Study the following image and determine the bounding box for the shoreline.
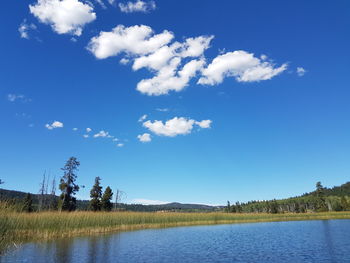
[1,211,350,245]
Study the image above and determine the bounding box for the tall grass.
[1,200,350,253]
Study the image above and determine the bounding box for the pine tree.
[23,193,33,213]
[226,201,231,212]
[90,177,102,211]
[315,181,327,212]
[341,196,349,211]
[101,186,113,211]
[59,157,80,211]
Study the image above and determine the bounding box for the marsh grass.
[1,208,350,243]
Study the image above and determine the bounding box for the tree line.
[225,182,350,214]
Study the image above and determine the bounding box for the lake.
[2,219,350,263]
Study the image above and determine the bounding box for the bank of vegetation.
[1,205,350,252]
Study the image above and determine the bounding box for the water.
[2,220,350,263]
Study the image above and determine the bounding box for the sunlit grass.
[1,207,350,247]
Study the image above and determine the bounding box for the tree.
[59,157,80,211]
[38,171,46,211]
[49,176,58,210]
[90,177,102,211]
[101,186,113,211]
[341,196,349,211]
[235,201,242,213]
[114,189,125,211]
[270,200,279,214]
[23,193,33,213]
[315,181,327,212]
[226,201,231,213]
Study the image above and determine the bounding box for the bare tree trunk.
[114,189,126,211]
[38,171,46,212]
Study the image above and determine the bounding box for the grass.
[1,209,350,247]
[1,199,350,254]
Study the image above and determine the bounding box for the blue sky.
[1,0,350,205]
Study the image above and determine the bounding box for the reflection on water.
[322,220,337,263]
[1,220,350,263]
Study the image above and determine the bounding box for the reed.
[1,208,350,246]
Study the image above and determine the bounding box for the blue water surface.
[2,219,350,263]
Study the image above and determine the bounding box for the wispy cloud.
[7,94,31,103]
[93,130,112,138]
[296,67,306,76]
[131,198,169,205]
[18,19,37,39]
[156,108,169,112]
[138,114,148,122]
[119,0,156,13]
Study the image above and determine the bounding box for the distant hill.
[0,188,220,212]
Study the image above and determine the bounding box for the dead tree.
[114,189,126,211]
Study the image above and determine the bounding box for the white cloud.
[88,25,174,59]
[136,58,205,96]
[29,0,96,36]
[137,133,151,142]
[94,0,106,9]
[73,127,78,131]
[93,130,110,138]
[143,117,211,137]
[196,120,212,129]
[120,58,130,65]
[83,134,89,138]
[88,24,287,95]
[86,127,92,132]
[88,25,214,95]
[296,67,306,76]
[117,143,124,147]
[18,20,37,39]
[198,51,287,85]
[7,94,29,102]
[45,121,64,130]
[119,0,156,13]
[133,36,213,95]
[138,114,148,122]
[131,198,169,205]
[156,108,169,112]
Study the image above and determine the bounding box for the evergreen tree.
[23,193,33,213]
[235,201,242,213]
[226,201,231,213]
[341,196,349,211]
[59,157,80,211]
[101,186,113,211]
[315,181,327,212]
[270,199,279,214]
[90,177,102,211]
